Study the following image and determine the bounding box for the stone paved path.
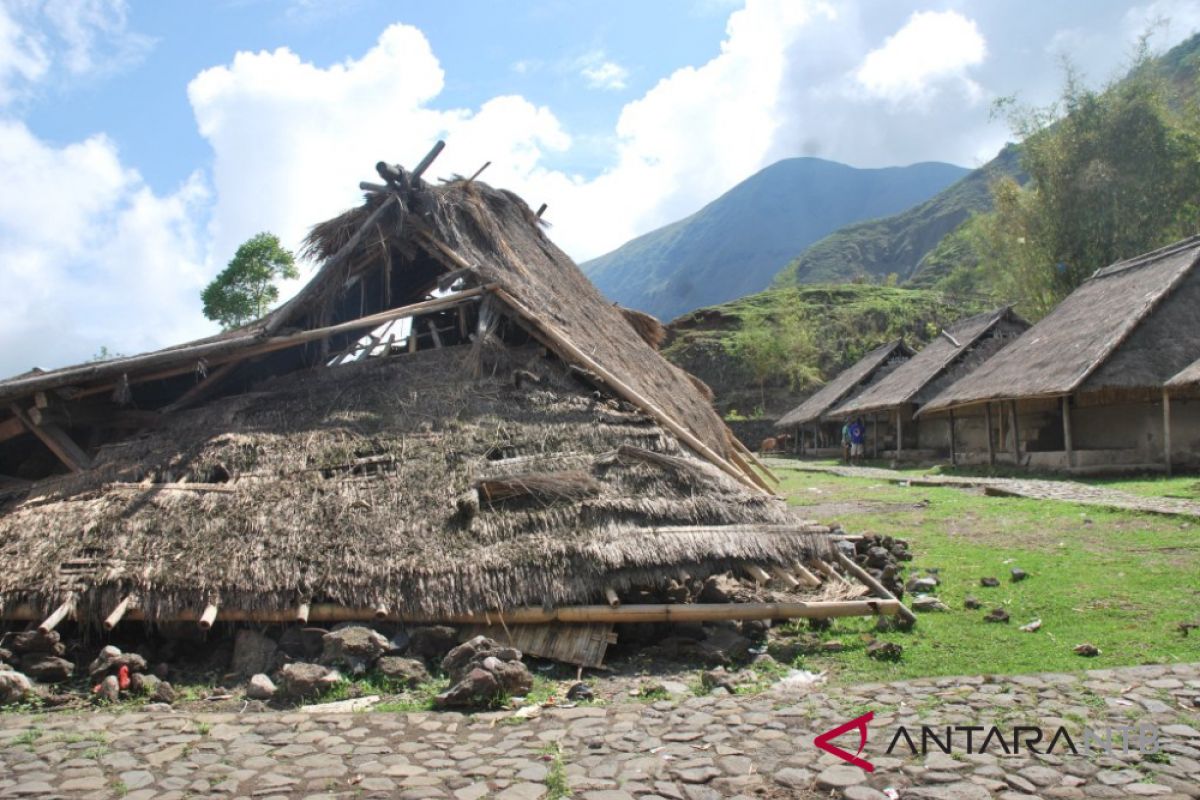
[772,460,1200,519]
[1,663,1197,799]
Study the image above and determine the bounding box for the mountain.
[579,158,968,322]
[772,145,1023,288]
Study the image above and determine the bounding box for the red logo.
[814,711,874,772]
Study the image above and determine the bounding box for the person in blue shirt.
[840,418,851,463]
[849,417,866,463]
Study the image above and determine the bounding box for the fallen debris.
[1019,619,1042,633]
[963,596,982,609]
[1074,643,1101,657]
[866,640,903,661]
[980,577,1000,587]
[984,608,1010,623]
[1011,568,1029,582]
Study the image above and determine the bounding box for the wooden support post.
[1163,388,1172,477]
[1010,400,1021,465]
[457,305,468,338]
[296,603,311,625]
[809,557,850,586]
[873,413,879,458]
[948,409,957,465]
[604,587,620,608]
[896,410,904,456]
[10,404,90,472]
[38,599,73,633]
[792,563,822,588]
[985,403,995,466]
[427,319,443,348]
[103,596,132,631]
[834,551,917,626]
[408,328,418,353]
[1063,395,1074,470]
[198,603,219,630]
[373,605,388,620]
[771,567,801,590]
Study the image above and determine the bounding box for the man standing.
[841,418,852,463]
[849,417,866,464]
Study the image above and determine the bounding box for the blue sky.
[2,0,1199,377]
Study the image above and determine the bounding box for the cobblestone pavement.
[1,663,1197,799]
[772,460,1200,519]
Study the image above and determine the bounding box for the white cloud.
[855,10,987,105]
[1123,0,1200,47]
[0,121,210,376]
[0,3,49,106]
[579,55,630,90]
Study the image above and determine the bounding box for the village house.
[918,235,1200,473]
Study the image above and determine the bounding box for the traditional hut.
[829,308,1028,462]
[0,144,902,659]
[920,235,1200,473]
[775,340,914,455]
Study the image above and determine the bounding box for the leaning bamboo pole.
[834,550,917,626]
[0,599,899,627]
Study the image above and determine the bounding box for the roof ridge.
[1088,234,1200,281]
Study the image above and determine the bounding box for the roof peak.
[1088,234,1200,281]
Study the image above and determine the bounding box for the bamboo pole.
[730,436,780,484]
[727,447,776,494]
[295,603,311,625]
[809,558,850,586]
[38,599,73,633]
[489,287,767,495]
[793,562,822,588]
[771,567,801,590]
[0,600,899,626]
[198,603,219,630]
[374,605,389,620]
[604,587,620,608]
[103,596,132,631]
[834,550,917,626]
[744,564,772,584]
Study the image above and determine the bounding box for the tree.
[202,233,298,329]
[977,42,1200,317]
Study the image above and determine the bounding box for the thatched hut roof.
[922,235,1200,413]
[1167,356,1200,389]
[830,308,1027,417]
[776,340,913,429]
[0,151,829,625]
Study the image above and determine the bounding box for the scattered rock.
[1074,643,1101,657]
[246,674,277,700]
[376,656,430,688]
[912,595,950,612]
[696,627,752,665]
[1011,568,1029,582]
[129,673,160,696]
[700,669,744,694]
[9,630,63,655]
[566,682,594,702]
[0,647,12,665]
[1019,618,1042,633]
[822,640,845,653]
[277,627,326,660]
[984,608,1010,623]
[231,629,277,677]
[150,681,177,704]
[87,646,148,682]
[963,596,982,609]
[866,640,902,661]
[0,669,33,704]
[321,626,390,672]
[406,626,460,661]
[436,636,532,708]
[19,655,73,683]
[96,675,120,704]
[278,662,343,698]
[906,576,939,593]
[980,577,1000,587]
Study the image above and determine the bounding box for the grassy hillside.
[580,158,968,322]
[773,145,1022,288]
[663,285,987,418]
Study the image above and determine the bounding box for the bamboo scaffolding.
[0,600,900,626]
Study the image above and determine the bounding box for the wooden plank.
[9,405,90,473]
[0,414,27,443]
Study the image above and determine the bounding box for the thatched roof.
[830,308,1026,417]
[0,152,828,624]
[776,340,913,428]
[923,235,1200,412]
[1167,356,1200,389]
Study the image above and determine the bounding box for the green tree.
[202,233,298,329]
[979,43,1200,317]
[726,311,821,409]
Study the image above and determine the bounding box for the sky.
[2,0,1199,377]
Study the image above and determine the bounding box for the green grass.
[540,742,571,799]
[372,677,450,713]
[777,467,1200,683]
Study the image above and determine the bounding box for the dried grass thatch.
[776,340,914,428]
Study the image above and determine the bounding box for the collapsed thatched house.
[920,235,1200,473]
[775,340,914,454]
[829,308,1028,462]
[0,145,901,660]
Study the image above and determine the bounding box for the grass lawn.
[774,466,1200,684]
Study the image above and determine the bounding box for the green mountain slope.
[580,158,968,322]
[662,285,986,418]
[773,146,1023,288]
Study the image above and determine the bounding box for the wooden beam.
[103,596,132,631]
[160,361,241,415]
[834,550,917,626]
[412,139,446,180]
[0,599,900,626]
[985,402,995,466]
[744,564,772,584]
[1063,395,1074,469]
[1010,400,1021,465]
[948,409,957,466]
[873,413,879,458]
[38,599,73,633]
[535,203,548,219]
[9,404,90,473]
[730,435,780,484]
[0,414,27,443]
[604,587,620,608]
[1163,388,1172,477]
[896,409,904,455]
